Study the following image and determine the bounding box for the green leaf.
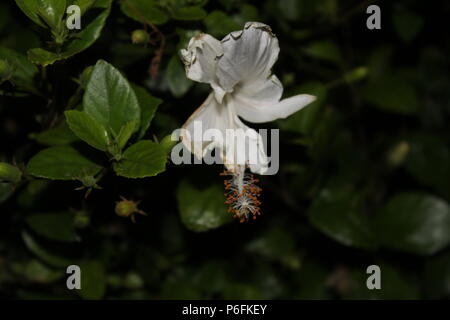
[60,2,111,56]
[405,133,450,198]
[27,48,60,67]
[276,0,300,21]
[362,73,419,115]
[39,0,67,29]
[343,263,419,300]
[343,66,369,84]
[167,55,192,98]
[159,135,177,155]
[171,6,207,21]
[71,0,96,16]
[245,228,300,269]
[308,187,377,249]
[234,4,258,24]
[115,120,139,150]
[278,82,327,135]
[21,231,73,267]
[303,39,342,63]
[83,60,140,136]
[113,140,166,178]
[424,252,450,299]
[14,260,64,284]
[65,110,110,151]
[15,0,65,29]
[0,182,15,204]
[27,146,103,180]
[0,162,22,183]
[26,2,112,66]
[204,11,240,38]
[393,9,424,44]
[176,180,233,232]
[79,260,106,300]
[0,47,38,94]
[29,121,79,146]
[26,212,78,242]
[120,0,168,25]
[131,84,162,140]
[374,192,450,255]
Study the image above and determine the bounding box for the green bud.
[115,199,138,217]
[0,162,22,183]
[131,29,150,44]
[115,197,146,222]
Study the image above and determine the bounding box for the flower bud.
[115,197,146,222]
[131,29,150,44]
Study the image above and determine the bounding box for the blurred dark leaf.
[26,212,78,242]
[0,182,15,204]
[223,283,264,299]
[362,73,419,115]
[166,55,193,98]
[21,231,73,267]
[79,260,106,300]
[29,121,79,146]
[177,180,232,232]
[393,8,424,44]
[171,6,207,21]
[303,39,342,64]
[0,162,22,183]
[375,193,450,255]
[11,259,64,284]
[405,133,450,199]
[294,260,330,299]
[246,227,300,269]
[204,10,240,38]
[308,187,377,249]
[343,263,419,300]
[0,47,38,94]
[120,0,168,25]
[424,252,450,299]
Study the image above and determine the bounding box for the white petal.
[217,22,279,93]
[180,93,228,160]
[232,90,317,123]
[223,110,270,174]
[237,74,283,104]
[180,33,226,102]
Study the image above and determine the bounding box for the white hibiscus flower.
[179,22,316,222]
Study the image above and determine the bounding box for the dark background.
[0,0,449,299]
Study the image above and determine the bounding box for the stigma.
[220,166,262,222]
